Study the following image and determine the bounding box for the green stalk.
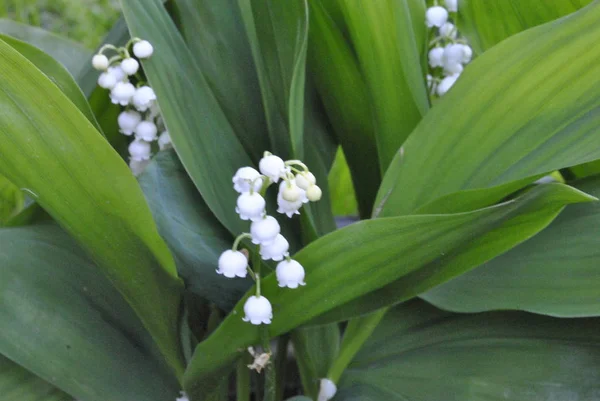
[275,335,290,401]
[262,327,276,401]
[236,354,251,401]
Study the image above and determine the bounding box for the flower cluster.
[92,39,172,175]
[217,152,323,325]
[426,0,472,97]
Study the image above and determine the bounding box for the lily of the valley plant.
[1,0,600,401]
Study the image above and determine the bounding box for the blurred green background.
[0,0,119,48]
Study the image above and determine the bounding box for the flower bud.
[317,379,337,401]
[439,22,456,39]
[216,250,248,278]
[295,171,316,190]
[437,73,460,96]
[118,110,142,136]
[158,131,172,150]
[306,185,322,202]
[426,6,448,28]
[92,54,109,70]
[129,159,150,176]
[281,181,302,202]
[108,65,126,82]
[97,72,117,89]
[259,153,286,182]
[128,139,151,161]
[428,47,444,68]
[121,57,140,76]
[461,44,473,64]
[133,40,154,59]
[276,259,306,289]
[445,0,458,12]
[134,121,158,141]
[236,192,266,221]
[243,296,273,325]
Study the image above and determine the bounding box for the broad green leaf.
[376,1,600,217]
[139,150,252,311]
[0,19,90,78]
[337,0,426,171]
[309,183,596,326]
[307,1,380,218]
[423,176,600,317]
[173,0,269,160]
[0,34,101,132]
[569,159,600,179]
[120,0,253,236]
[0,225,179,401]
[0,38,184,376]
[291,324,340,399]
[0,174,23,225]
[182,183,589,398]
[458,0,592,54]
[336,300,600,401]
[0,355,71,401]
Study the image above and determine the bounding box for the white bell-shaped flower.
[443,43,465,67]
[439,22,456,39]
[251,215,280,246]
[426,6,448,28]
[158,131,172,150]
[133,40,154,59]
[317,379,337,401]
[243,295,273,325]
[216,250,248,278]
[128,139,152,161]
[444,61,463,75]
[135,121,158,141]
[461,44,473,64]
[97,72,117,89]
[276,259,306,289]
[260,234,289,261]
[121,58,140,76]
[295,171,316,190]
[428,47,444,68]
[445,0,458,12]
[132,86,157,112]
[306,185,322,202]
[232,167,263,193]
[259,154,286,182]
[277,180,307,217]
[236,192,266,221]
[437,73,460,96]
[176,391,189,401]
[129,159,150,176]
[118,110,142,136]
[110,81,136,106]
[92,54,109,71]
[108,65,126,82]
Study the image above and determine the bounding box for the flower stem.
[232,233,253,251]
[262,326,275,401]
[236,353,251,401]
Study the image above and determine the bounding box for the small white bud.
[121,57,140,76]
[439,22,456,39]
[108,65,126,82]
[236,192,266,221]
[128,139,152,161]
[251,215,281,246]
[216,250,248,278]
[317,379,337,401]
[276,259,306,289]
[444,62,463,75]
[117,110,142,136]
[461,44,473,64]
[437,73,460,96]
[158,131,172,150]
[259,154,286,182]
[134,121,158,141]
[445,0,458,12]
[110,81,136,106]
[295,171,316,190]
[428,47,444,68]
[260,234,289,261]
[426,6,448,28]
[92,54,109,71]
[232,167,263,193]
[281,181,302,202]
[132,86,157,112]
[306,185,322,202]
[129,159,150,176]
[443,43,465,67]
[133,40,154,59]
[97,72,117,89]
[243,295,273,325]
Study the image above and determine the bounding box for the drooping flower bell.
[110,82,136,106]
[97,72,117,89]
[445,0,458,12]
[259,153,286,182]
[158,131,172,150]
[121,57,140,76]
[128,139,152,161]
[439,22,457,39]
[259,234,289,261]
[133,40,154,59]
[243,295,273,325]
[236,192,266,221]
[276,259,306,289]
[250,215,280,246]
[92,54,109,71]
[118,110,142,136]
[426,6,448,28]
[428,47,444,68]
[216,250,248,278]
[132,86,157,112]
[232,167,263,194]
[437,73,460,96]
[134,121,158,141]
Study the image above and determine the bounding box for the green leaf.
[0,38,184,376]
[328,147,358,216]
[335,300,600,401]
[0,355,71,401]
[182,183,589,397]
[458,0,592,54]
[0,34,101,132]
[0,225,179,401]
[337,0,426,171]
[120,0,253,236]
[376,1,600,217]
[568,159,600,179]
[307,0,380,218]
[0,174,23,225]
[172,0,269,160]
[291,324,340,399]
[139,150,252,311]
[0,19,90,78]
[423,175,600,317]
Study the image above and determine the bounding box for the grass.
[0,0,120,48]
